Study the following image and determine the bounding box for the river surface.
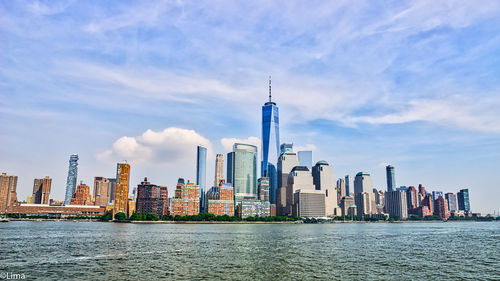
[0,221,499,280]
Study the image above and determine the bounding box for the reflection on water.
[1,222,499,280]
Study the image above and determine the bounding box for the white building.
[285,166,315,216]
[312,161,338,216]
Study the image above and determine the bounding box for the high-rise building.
[432,191,444,201]
[385,190,408,219]
[336,178,346,203]
[354,172,373,194]
[311,161,337,216]
[345,175,354,196]
[285,166,315,216]
[257,177,270,202]
[280,143,293,154]
[114,162,130,216]
[434,195,450,219]
[32,176,52,204]
[293,189,326,218]
[457,189,470,212]
[374,189,385,205]
[135,177,169,217]
[108,178,116,204]
[0,173,18,214]
[386,165,396,192]
[64,154,79,205]
[418,184,426,197]
[70,183,92,205]
[214,154,224,186]
[276,151,300,216]
[171,178,200,216]
[406,186,419,210]
[340,196,356,217]
[227,143,258,204]
[445,193,458,212]
[420,195,434,216]
[356,192,377,217]
[261,77,280,178]
[297,151,313,170]
[207,183,234,216]
[93,177,110,207]
[196,145,207,212]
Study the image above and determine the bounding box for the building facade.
[297,151,313,170]
[385,190,408,219]
[293,189,325,218]
[114,162,130,215]
[227,143,258,204]
[0,173,18,214]
[276,151,300,216]
[285,166,315,216]
[239,200,271,218]
[196,145,207,212]
[457,189,470,212]
[70,183,92,205]
[214,153,224,186]
[64,154,79,205]
[386,165,396,192]
[445,193,458,212]
[257,177,270,202]
[434,195,450,219]
[32,176,52,205]
[345,175,354,196]
[170,178,200,216]
[207,183,234,216]
[93,177,110,207]
[311,161,337,216]
[135,178,169,217]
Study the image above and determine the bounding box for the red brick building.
[135,178,169,217]
[434,195,450,219]
[70,183,93,205]
[171,178,199,216]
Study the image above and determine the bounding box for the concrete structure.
[214,153,224,186]
[434,195,450,219]
[114,162,131,216]
[285,166,315,216]
[64,154,79,205]
[257,177,270,202]
[32,176,51,205]
[135,178,169,217]
[297,151,313,169]
[227,143,258,204]
[6,204,105,218]
[293,189,325,218]
[0,173,18,214]
[207,183,234,216]
[276,150,300,216]
[311,161,337,216]
[239,200,271,218]
[385,190,408,219]
[445,193,458,212]
[457,189,470,212]
[340,196,355,216]
[196,145,207,212]
[70,183,92,205]
[354,172,372,194]
[170,178,200,216]
[93,177,110,207]
[386,165,396,192]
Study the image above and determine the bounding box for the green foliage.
[100,212,113,221]
[146,212,159,221]
[129,212,143,221]
[424,215,442,220]
[114,212,127,221]
[409,214,423,221]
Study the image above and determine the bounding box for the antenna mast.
[269,76,272,102]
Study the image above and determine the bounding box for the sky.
[1,0,499,214]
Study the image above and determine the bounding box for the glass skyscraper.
[196,145,207,212]
[261,77,279,204]
[386,165,396,192]
[64,154,79,205]
[457,188,470,212]
[227,143,257,204]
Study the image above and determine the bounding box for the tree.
[114,212,127,221]
[146,212,159,221]
[100,212,112,221]
[130,212,143,221]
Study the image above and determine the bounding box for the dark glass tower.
[64,154,79,205]
[261,77,280,204]
[196,146,207,212]
[386,165,396,192]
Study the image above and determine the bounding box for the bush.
[114,212,127,221]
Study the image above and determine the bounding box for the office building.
[258,177,270,202]
[277,150,300,215]
[135,177,169,217]
[345,175,354,196]
[280,143,293,154]
[64,154,79,205]
[32,176,52,204]
[385,190,408,219]
[386,165,396,192]
[311,161,337,216]
[420,195,434,216]
[432,191,444,201]
[356,192,377,217]
[285,166,315,216]
[0,173,18,214]
[261,77,280,206]
[406,186,419,210]
[70,183,92,205]
[93,177,110,207]
[457,189,470,212]
[293,189,326,218]
[239,200,271,218]
[196,145,207,212]
[337,178,346,204]
[207,183,234,216]
[214,153,224,186]
[434,195,450,219]
[340,196,355,216]
[170,178,200,216]
[114,162,131,216]
[354,172,372,194]
[445,193,458,212]
[298,151,313,169]
[108,178,116,204]
[227,143,258,204]
[374,189,385,205]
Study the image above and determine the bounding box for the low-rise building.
[7,204,105,218]
[293,189,325,218]
[239,200,270,218]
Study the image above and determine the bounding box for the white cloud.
[220,136,261,152]
[294,144,317,152]
[97,127,212,164]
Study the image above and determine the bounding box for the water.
[1,221,499,280]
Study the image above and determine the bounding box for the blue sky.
[1,0,499,214]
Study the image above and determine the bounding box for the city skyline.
[1,1,500,214]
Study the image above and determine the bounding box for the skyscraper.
[385,190,408,219]
[434,195,450,219]
[257,177,270,202]
[32,176,52,204]
[354,172,373,194]
[93,177,110,207]
[345,175,354,196]
[64,154,79,205]
[298,151,313,169]
[311,161,337,216]
[114,162,130,216]
[277,150,300,215]
[196,145,207,212]
[386,165,396,192]
[70,183,92,205]
[457,189,470,212]
[0,173,18,214]
[432,191,444,201]
[227,143,258,204]
[214,153,224,186]
[280,143,293,154]
[445,193,458,212]
[262,77,280,205]
[285,166,315,216]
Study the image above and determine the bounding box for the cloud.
[220,136,261,152]
[97,127,212,164]
[294,144,317,152]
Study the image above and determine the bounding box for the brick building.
[207,183,234,216]
[70,183,93,205]
[170,178,199,216]
[135,177,169,217]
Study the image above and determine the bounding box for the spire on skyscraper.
[269,75,272,102]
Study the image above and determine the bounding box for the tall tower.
[64,154,79,205]
[228,143,258,205]
[114,162,130,215]
[386,165,396,192]
[0,173,18,214]
[214,153,224,186]
[196,145,207,212]
[32,176,52,204]
[261,76,280,204]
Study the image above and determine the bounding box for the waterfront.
[1,222,498,280]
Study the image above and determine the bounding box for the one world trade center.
[261,77,279,204]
